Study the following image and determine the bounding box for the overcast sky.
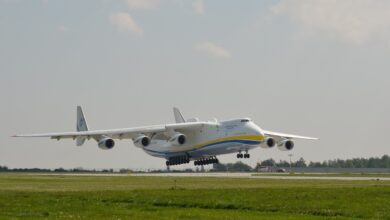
[1,0,389,170]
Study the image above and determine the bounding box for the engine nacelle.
[98,137,115,150]
[277,140,294,151]
[133,135,151,148]
[260,137,276,149]
[169,133,186,146]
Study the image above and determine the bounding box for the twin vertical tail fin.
[76,106,88,146]
[76,107,185,146]
[173,107,186,123]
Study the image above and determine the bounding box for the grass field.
[0,173,389,219]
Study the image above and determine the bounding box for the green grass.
[0,173,389,219]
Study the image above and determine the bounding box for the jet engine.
[98,137,115,150]
[133,135,151,148]
[277,140,294,151]
[169,133,186,146]
[260,137,275,149]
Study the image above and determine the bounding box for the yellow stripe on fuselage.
[168,135,265,153]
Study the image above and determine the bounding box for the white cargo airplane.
[14,107,317,166]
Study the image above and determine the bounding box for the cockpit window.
[240,119,250,123]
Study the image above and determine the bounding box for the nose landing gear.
[237,150,250,159]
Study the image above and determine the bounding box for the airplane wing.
[14,122,204,141]
[263,130,318,141]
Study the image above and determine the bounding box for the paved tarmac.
[131,172,390,181]
[32,172,390,181]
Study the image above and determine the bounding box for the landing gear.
[194,156,219,166]
[237,150,242,158]
[237,150,250,159]
[166,155,190,166]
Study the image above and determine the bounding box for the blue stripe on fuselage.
[143,139,261,155]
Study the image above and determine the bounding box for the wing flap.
[14,125,166,140]
[13,122,205,140]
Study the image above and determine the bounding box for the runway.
[31,172,390,181]
[131,172,390,181]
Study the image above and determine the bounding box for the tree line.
[258,155,390,168]
[1,155,389,172]
[212,155,390,172]
[0,166,116,173]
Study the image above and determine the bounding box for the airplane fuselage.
[143,118,265,160]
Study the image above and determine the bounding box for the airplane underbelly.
[188,142,258,159]
[142,137,262,159]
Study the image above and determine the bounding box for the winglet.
[173,107,185,123]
